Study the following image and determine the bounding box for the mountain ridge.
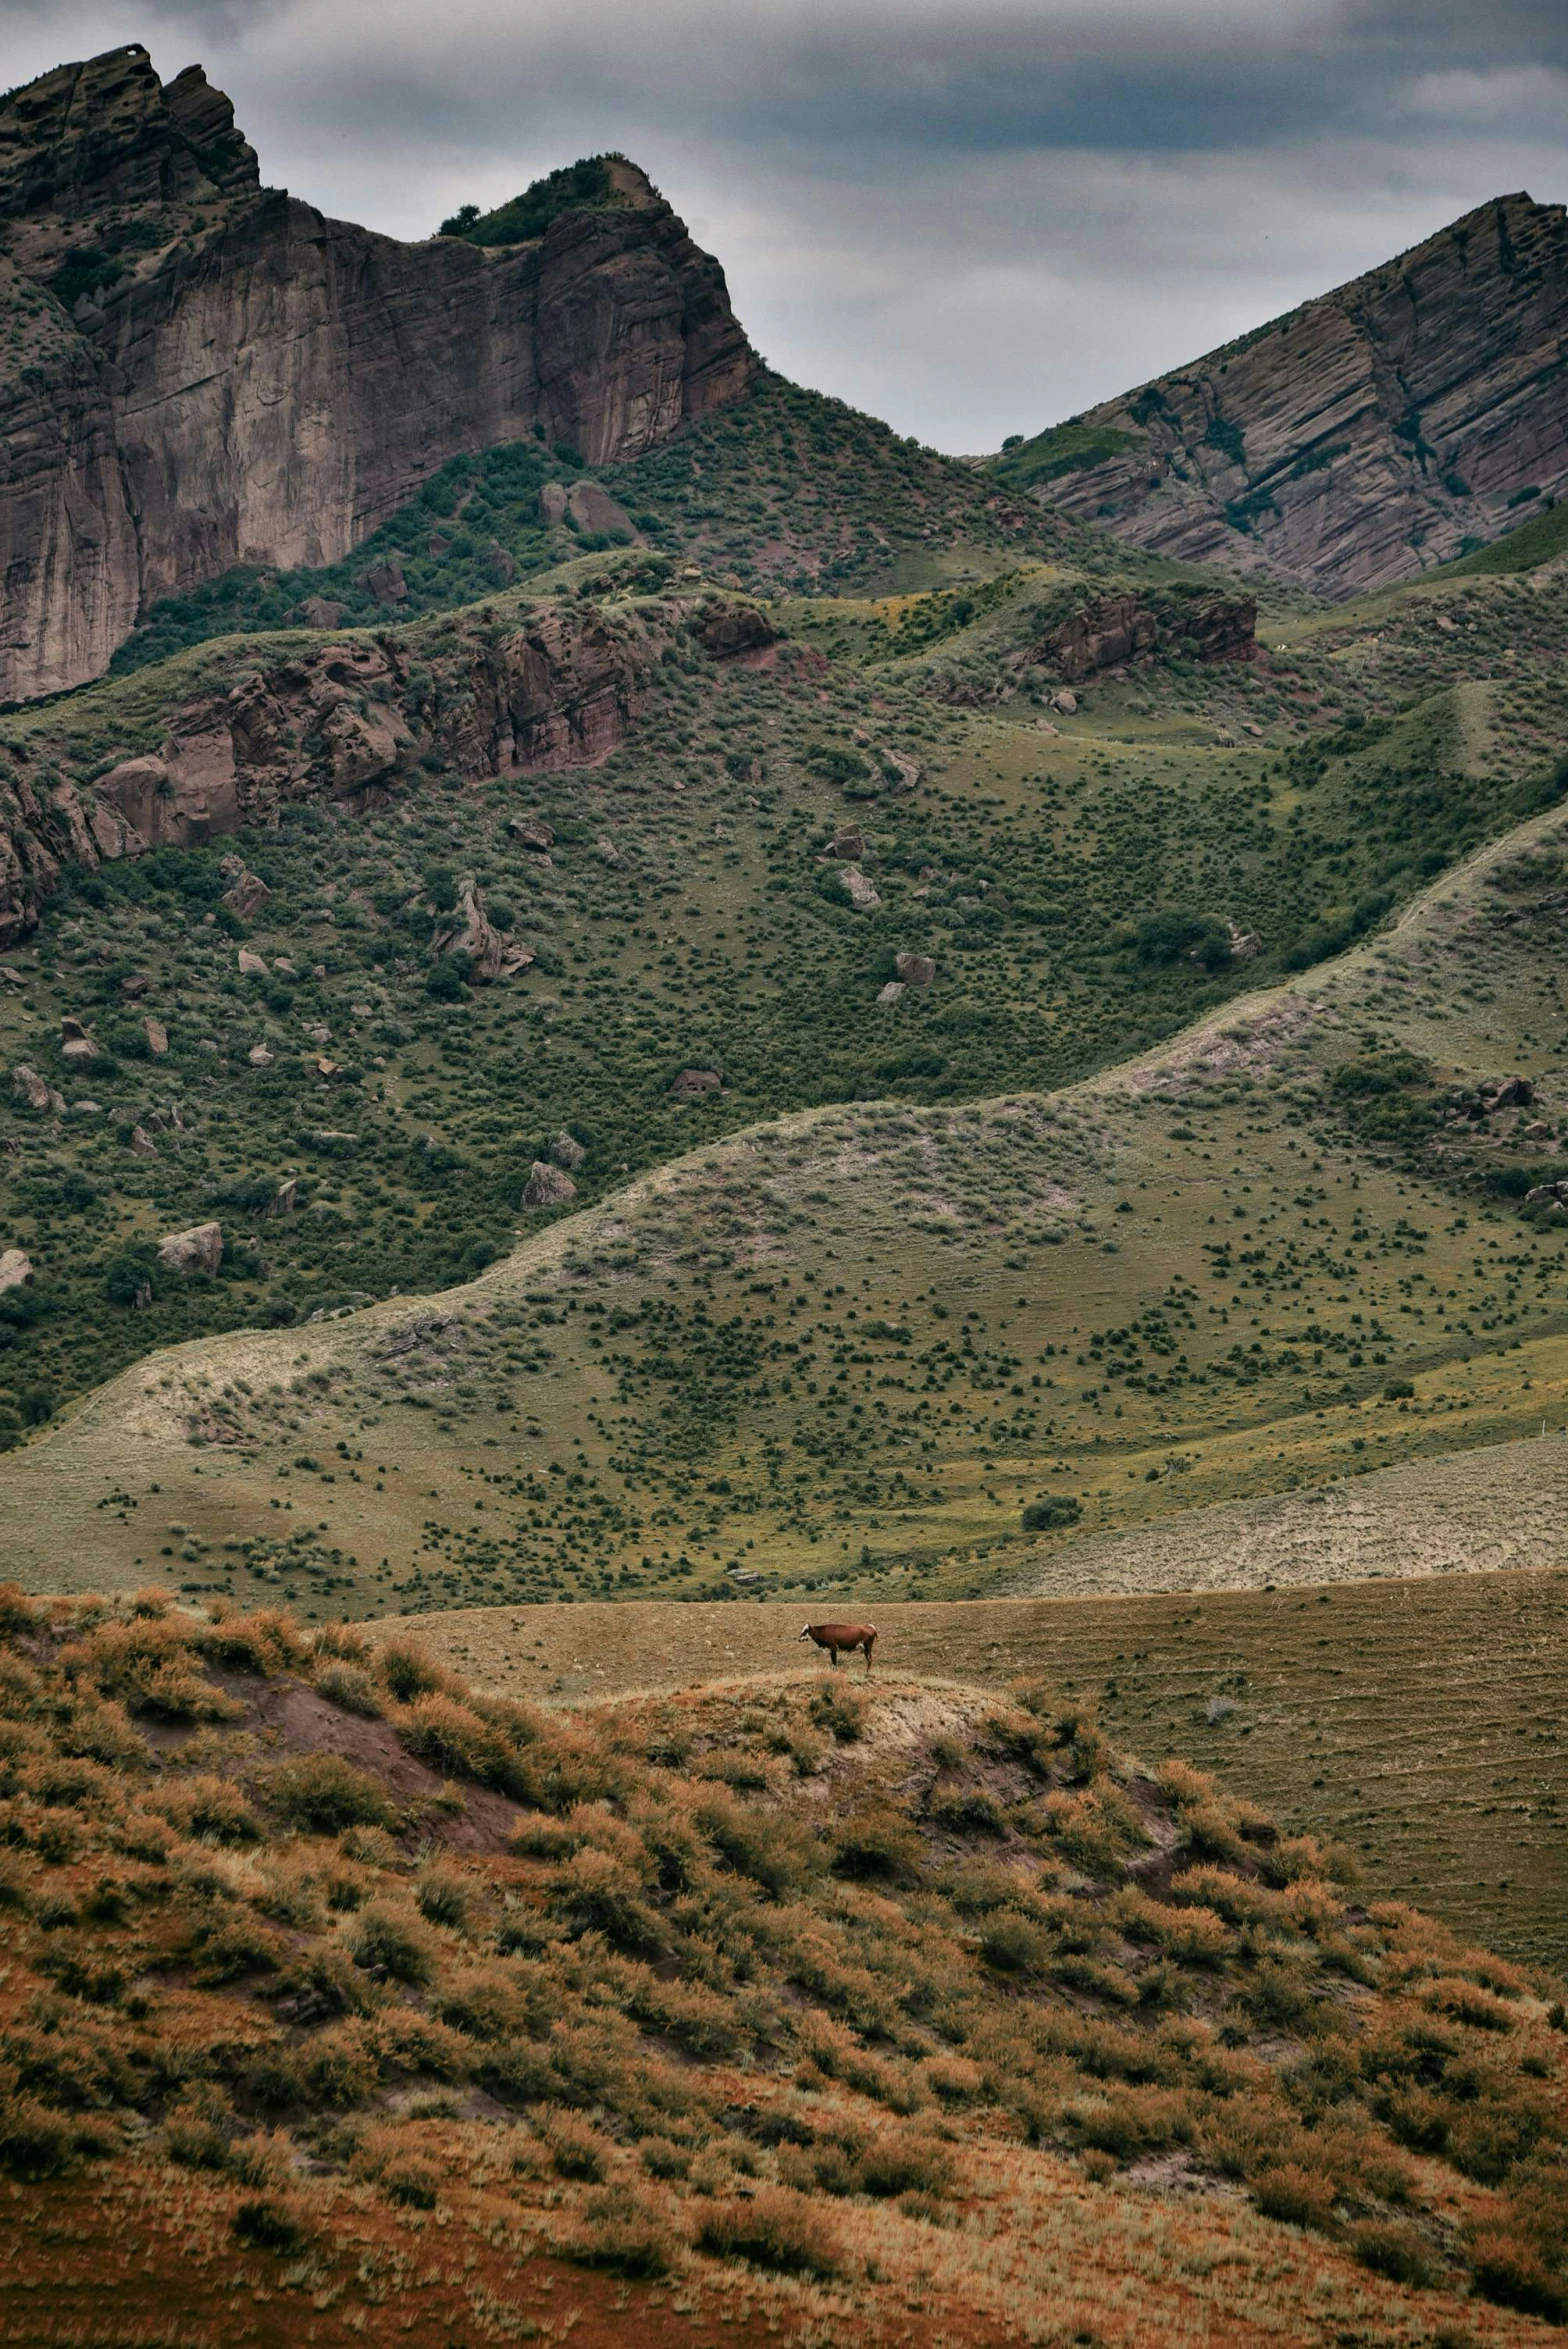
[998,192,1568,598]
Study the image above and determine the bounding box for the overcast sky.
[8,0,1567,451]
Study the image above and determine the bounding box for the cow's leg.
[863,1634,875,1677]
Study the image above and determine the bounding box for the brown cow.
[799,1620,877,1674]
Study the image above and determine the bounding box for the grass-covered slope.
[11,746,1568,1624]
[102,373,1062,678]
[2,1588,1566,2346]
[401,1567,1568,1972]
[4,541,1568,1432]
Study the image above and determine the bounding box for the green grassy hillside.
[3,535,1567,1430]
[10,767,1568,1634]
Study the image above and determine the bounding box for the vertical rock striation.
[1005,195,1568,598]
[0,46,755,700]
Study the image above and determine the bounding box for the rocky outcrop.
[0,45,756,700]
[0,585,764,944]
[1041,590,1256,683]
[1012,195,1568,597]
[521,1162,576,1210]
[431,881,534,983]
[157,1221,222,1275]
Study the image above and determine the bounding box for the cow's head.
[797,1624,814,1642]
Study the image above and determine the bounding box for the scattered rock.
[118,971,149,997]
[145,1019,169,1056]
[1228,927,1262,964]
[1482,1075,1534,1112]
[830,824,866,859]
[1035,718,1060,734]
[248,1044,275,1067]
[880,749,921,792]
[299,596,347,630]
[538,482,570,527]
[595,835,623,866]
[549,1131,586,1170]
[356,558,407,605]
[237,948,269,975]
[1052,688,1078,716]
[1243,721,1265,738]
[10,1065,50,1111]
[273,957,297,978]
[0,966,26,988]
[672,1067,722,1097]
[521,1161,577,1209]
[878,981,906,1005]
[267,1177,299,1216]
[316,1058,341,1078]
[0,1248,33,1291]
[128,1125,158,1156]
[60,1017,97,1062]
[157,1221,223,1276]
[840,865,882,910]
[895,952,936,987]
[68,1099,101,1116]
[510,816,556,854]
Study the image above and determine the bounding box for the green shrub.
[1021,1495,1082,1531]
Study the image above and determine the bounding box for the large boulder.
[144,1018,169,1057]
[895,952,936,987]
[840,865,883,911]
[521,1161,577,1210]
[549,1131,586,1170]
[10,1065,50,1111]
[0,1248,33,1291]
[60,1017,97,1061]
[156,1222,223,1276]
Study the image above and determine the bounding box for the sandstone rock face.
[0,588,764,943]
[1023,194,1568,598]
[0,46,756,700]
[1044,592,1256,684]
[157,1220,222,1275]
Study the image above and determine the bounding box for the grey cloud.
[4,1,1565,448]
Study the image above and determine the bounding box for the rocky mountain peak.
[1000,190,1568,597]
[0,44,258,231]
[0,50,754,702]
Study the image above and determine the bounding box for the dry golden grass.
[1,1589,1566,2346]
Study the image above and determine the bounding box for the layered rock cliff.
[0,45,755,701]
[0,582,772,945]
[1001,195,1568,598]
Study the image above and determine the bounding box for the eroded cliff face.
[1015,195,1568,598]
[0,585,772,946]
[0,46,755,701]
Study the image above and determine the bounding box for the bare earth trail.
[387,1566,1568,1972]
